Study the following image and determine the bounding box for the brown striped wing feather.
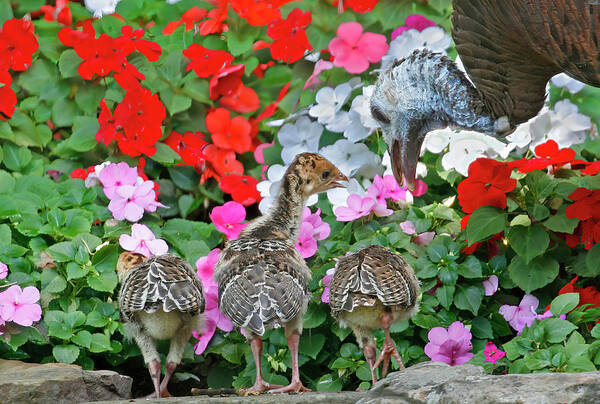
[329,246,419,318]
[119,254,205,322]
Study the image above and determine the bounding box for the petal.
[123,202,145,222]
[20,286,40,304]
[146,239,169,256]
[520,294,539,311]
[427,326,448,345]
[336,22,363,46]
[131,223,155,241]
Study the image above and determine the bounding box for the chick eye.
[321,170,331,180]
[370,105,390,124]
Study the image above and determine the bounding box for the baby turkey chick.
[117,252,205,398]
[328,245,420,386]
[215,153,347,394]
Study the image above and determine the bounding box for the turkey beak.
[330,171,348,188]
[391,136,420,191]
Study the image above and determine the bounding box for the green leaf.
[523,348,552,370]
[87,271,118,292]
[227,30,255,56]
[435,285,454,310]
[566,355,596,372]
[457,256,482,278]
[92,245,119,273]
[0,170,15,193]
[299,333,325,359]
[168,165,200,191]
[151,142,181,165]
[543,207,579,234]
[71,330,92,348]
[592,323,600,339]
[302,304,326,328]
[66,262,88,280]
[509,214,531,227]
[64,117,99,152]
[178,194,201,218]
[0,0,13,25]
[427,243,447,263]
[3,142,32,172]
[41,268,67,293]
[47,241,76,262]
[465,206,507,244]
[508,255,559,293]
[52,98,79,128]
[585,244,600,277]
[544,318,577,343]
[64,311,86,329]
[48,321,73,340]
[454,285,483,315]
[507,224,549,264]
[160,89,192,115]
[53,345,80,364]
[89,333,113,353]
[86,310,108,327]
[549,293,580,316]
[182,77,211,104]
[58,49,83,79]
[471,316,494,339]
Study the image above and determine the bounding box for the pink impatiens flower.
[119,223,168,258]
[334,194,392,222]
[483,342,506,364]
[108,180,166,222]
[98,161,138,199]
[0,285,42,327]
[391,14,436,40]
[499,294,539,335]
[304,59,334,89]
[399,220,416,235]
[193,249,233,355]
[328,22,389,74]
[321,267,336,304]
[413,231,435,245]
[424,321,474,366]
[295,208,330,258]
[483,275,499,296]
[209,201,249,240]
[0,262,7,279]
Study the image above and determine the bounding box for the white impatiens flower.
[380,27,452,71]
[257,164,318,213]
[546,99,592,148]
[350,85,379,131]
[278,117,323,164]
[441,130,515,176]
[319,139,381,177]
[550,73,585,94]
[343,109,371,142]
[422,129,451,154]
[309,83,352,129]
[84,0,120,17]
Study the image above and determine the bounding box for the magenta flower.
[98,162,138,199]
[483,275,499,296]
[413,231,435,245]
[499,294,539,335]
[0,285,42,327]
[108,180,167,222]
[304,59,334,89]
[193,249,233,355]
[334,194,392,222]
[412,179,428,197]
[483,342,506,364]
[321,267,336,304]
[302,207,330,240]
[296,222,319,259]
[424,321,474,366]
[391,14,436,40]
[328,22,389,74]
[119,223,168,258]
[0,262,8,279]
[209,201,249,240]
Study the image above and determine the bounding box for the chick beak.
[330,171,348,188]
[391,138,418,191]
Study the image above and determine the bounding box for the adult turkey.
[370,0,600,189]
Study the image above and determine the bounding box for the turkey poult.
[214,153,347,394]
[371,0,600,189]
[117,252,205,399]
[328,245,420,385]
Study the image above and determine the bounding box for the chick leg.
[239,335,282,395]
[129,323,161,399]
[269,320,311,393]
[373,312,404,378]
[363,343,378,386]
[160,322,194,398]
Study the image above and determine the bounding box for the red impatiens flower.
[206,108,253,154]
[581,161,600,176]
[183,44,234,78]
[164,131,210,169]
[0,19,38,72]
[219,85,260,113]
[198,2,229,35]
[256,81,290,121]
[267,8,312,63]
[252,61,275,78]
[220,174,262,206]
[457,158,517,213]
[96,88,166,157]
[163,6,207,35]
[518,140,575,173]
[208,64,244,100]
[230,0,294,26]
[115,26,162,62]
[40,0,72,26]
[563,188,600,250]
[0,70,16,121]
[332,0,379,13]
[203,144,244,182]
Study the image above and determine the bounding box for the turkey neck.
[243,174,306,241]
